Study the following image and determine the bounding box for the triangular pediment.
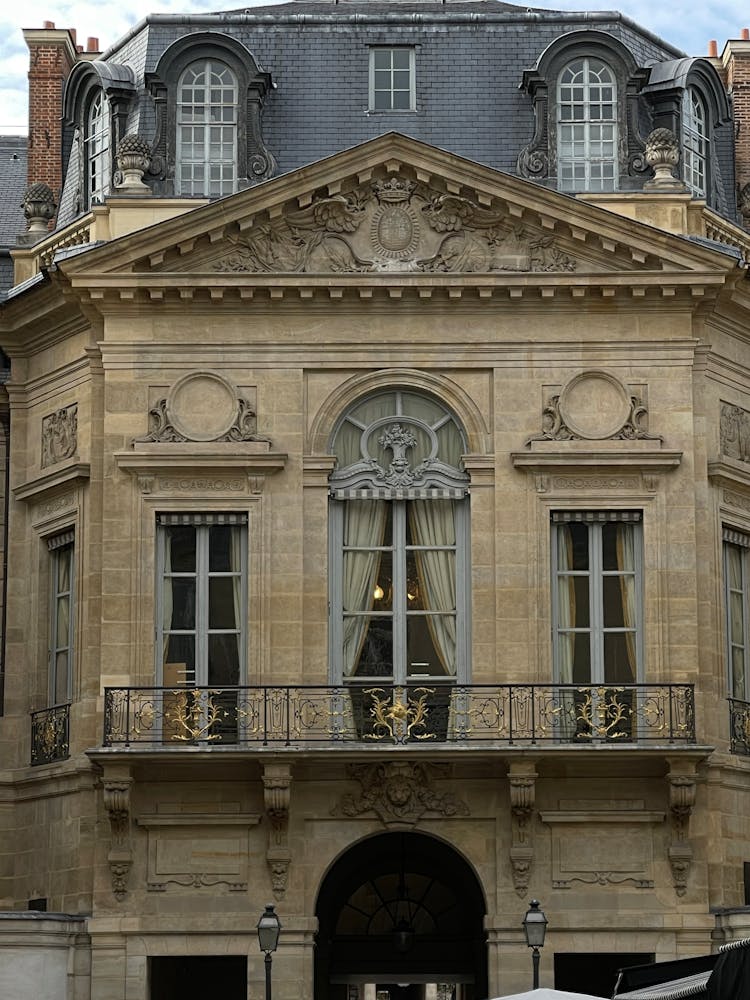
[59,133,735,289]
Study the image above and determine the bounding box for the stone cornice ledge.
[114,442,288,477]
[511,445,682,473]
[708,457,750,492]
[13,462,90,503]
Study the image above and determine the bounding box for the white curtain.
[616,524,637,682]
[230,525,243,684]
[342,500,388,676]
[556,526,576,684]
[409,499,457,676]
[727,545,747,700]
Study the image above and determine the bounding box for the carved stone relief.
[102,776,133,901]
[667,764,697,897]
[210,174,577,275]
[509,764,537,898]
[334,761,469,826]
[42,404,78,467]
[263,763,292,899]
[721,402,750,463]
[724,489,750,515]
[135,373,269,444]
[529,372,658,443]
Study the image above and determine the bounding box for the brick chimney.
[23,23,80,211]
[723,30,750,221]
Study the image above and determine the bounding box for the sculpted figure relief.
[213,173,577,274]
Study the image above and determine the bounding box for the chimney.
[723,30,750,225]
[22,25,79,219]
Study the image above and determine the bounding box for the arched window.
[682,88,708,197]
[328,390,470,685]
[557,57,618,192]
[85,90,111,205]
[177,59,238,197]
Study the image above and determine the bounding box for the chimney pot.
[42,20,55,29]
[86,37,99,52]
[708,40,718,57]
[742,28,750,40]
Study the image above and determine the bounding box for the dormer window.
[682,87,708,198]
[369,47,416,112]
[557,57,618,192]
[85,91,111,205]
[177,59,238,197]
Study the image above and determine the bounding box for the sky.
[1,0,748,135]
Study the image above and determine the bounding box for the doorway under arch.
[315,830,487,1000]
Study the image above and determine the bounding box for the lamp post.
[522,899,547,990]
[257,903,281,1000]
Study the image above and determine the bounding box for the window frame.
[682,86,709,198]
[175,57,239,198]
[723,528,750,702]
[84,89,111,207]
[550,512,644,685]
[556,56,619,193]
[155,514,248,688]
[47,532,75,707]
[368,46,417,113]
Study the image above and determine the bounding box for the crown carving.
[373,175,416,203]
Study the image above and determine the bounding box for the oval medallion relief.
[371,204,420,259]
[166,372,240,442]
[558,371,632,440]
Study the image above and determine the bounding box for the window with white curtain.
[724,528,750,702]
[156,513,247,687]
[85,90,110,205]
[557,57,618,192]
[48,531,75,705]
[329,391,470,684]
[683,87,709,197]
[551,512,643,685]
[176,59,238,197]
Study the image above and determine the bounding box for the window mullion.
[393,502,407,685]
[590,523,604,683]
[196,526,209,685]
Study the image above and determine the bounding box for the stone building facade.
[2,4,750,1000]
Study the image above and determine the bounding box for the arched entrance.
[315,831,487,1000]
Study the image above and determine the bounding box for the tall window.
[156,513,247,688]
[551,512,642,684]
[557,58,618,192]
[177,59,238,197]
[85,91,110,205]
[329,391,469,684]
[48,531,75,705]
[369,48,416,112]
[724,528,750,702]
[683,88,708,197]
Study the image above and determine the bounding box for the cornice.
[13,462,90,504]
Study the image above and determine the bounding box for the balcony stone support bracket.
[263,762,292,900]
[508,761,538,898]
[102,767,134,901]
[667,759,697,897]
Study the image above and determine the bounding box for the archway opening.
[315,830,487,1000]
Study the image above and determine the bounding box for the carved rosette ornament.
[667,764,697,897]
[263,763,292,899]
[509,764,537,898]
[335,761,469,826]
[22,181,57,234]
[42,404,78,468]
[643,128,685,191]
[212,171,577,275]
[114,133,152,193]
[102,776,133,901]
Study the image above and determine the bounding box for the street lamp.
[522,899,548,990]
[257,903,281,1000]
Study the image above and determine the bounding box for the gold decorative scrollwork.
[573,687,632,740]
[364,687,436,743]
[164,689,227,741]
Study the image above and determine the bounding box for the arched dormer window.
[86,90,111,205]
[682,88,708,197]
[177,59,238,197]
[557,57,618,192]
[146,32,275,197]
[328,390,470,685]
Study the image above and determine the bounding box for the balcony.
[102,683,695,748]
[729,697,750,755]
[30,703,71,765]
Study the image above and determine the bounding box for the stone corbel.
[263,762,292,899]
[667,760,697,896]
[102,769,134,901]
[508,761,538,898]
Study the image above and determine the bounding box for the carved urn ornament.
[22,182,56,234]
[643,128,683,190]
[115,133,152,193]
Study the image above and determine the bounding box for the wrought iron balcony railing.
[729,697,750,755]
[103,683,695,748]
[30,703,71,765]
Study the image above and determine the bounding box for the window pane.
[733,647,747,700]
[56,595,71,646]
[54,652,69,704]
[392,49,411,69]
[603,575,633,628]
[168,527,196,572]
[208,525,234,571]
[603,632,636,684]
[163,635,196,684]
[209,577,238,629]
[373,50,391,69]
[208,634,240,686]
[169,579,196,629]
[352,617,394,676]
[569,633,591,683]
[407,614,454,676]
